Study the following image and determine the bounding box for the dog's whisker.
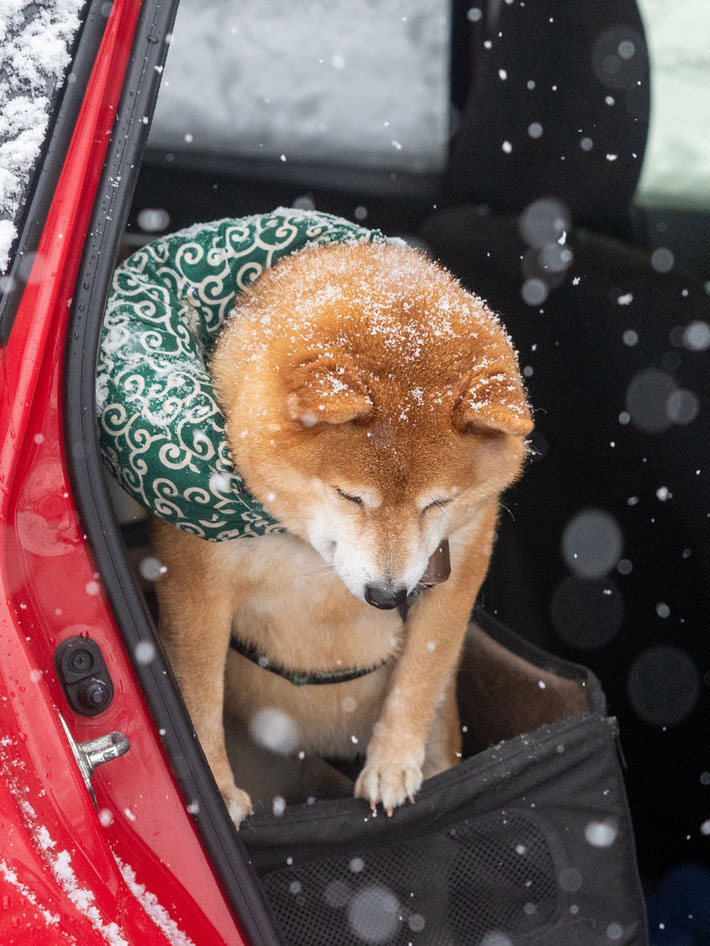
[299,564,340,578]
[301,569,352,583]
[498,501,515,522]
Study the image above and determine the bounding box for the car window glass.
[0,0,87,280]
[148,0,450,175]
[636,0,710,208]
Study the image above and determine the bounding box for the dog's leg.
[422,679,462,779]
[152,520,254,825]
[355,503,497,814]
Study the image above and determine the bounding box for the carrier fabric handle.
[96,209,386,542]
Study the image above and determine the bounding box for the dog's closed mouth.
[362,541,451,611]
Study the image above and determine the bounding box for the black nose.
[364,583,408,610]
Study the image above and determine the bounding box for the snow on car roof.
[0,0,84,276]
[148,0,450,175]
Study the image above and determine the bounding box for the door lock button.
[55,637,115,716]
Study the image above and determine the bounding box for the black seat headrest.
[445,0,650,234]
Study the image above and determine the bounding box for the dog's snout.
[364,583,408,611]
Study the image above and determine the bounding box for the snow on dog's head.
[212,242,532,604]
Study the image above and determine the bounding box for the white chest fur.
[216,531,403,674]
[217,532,402,757]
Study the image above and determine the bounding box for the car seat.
[422,0,710,882]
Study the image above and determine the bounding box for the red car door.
[0,1,280,943]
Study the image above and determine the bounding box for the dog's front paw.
[220,782,254,827]
[354,746,424,816]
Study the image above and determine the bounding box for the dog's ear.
[286,355,374,426]
[452,366,533,437]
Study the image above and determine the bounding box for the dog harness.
[97,209,386,542]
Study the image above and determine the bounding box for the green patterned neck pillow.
[97,209,386,541]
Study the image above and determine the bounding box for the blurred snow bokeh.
[249,707,301,754]
[347,885,400,944]
[149,0,450,174]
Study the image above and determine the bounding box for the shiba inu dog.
[152,240,532,825]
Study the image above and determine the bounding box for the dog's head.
[213,242,532,607]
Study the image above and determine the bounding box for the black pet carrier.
[239,609,648,946]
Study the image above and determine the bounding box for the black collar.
[229,584,431,687]
[229,636,391,687]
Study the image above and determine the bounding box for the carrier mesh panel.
[261,813,558,946]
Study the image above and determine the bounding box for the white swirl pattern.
[97,209,384,541]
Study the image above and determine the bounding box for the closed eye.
[422,498,452,514]
[336,488,364,507]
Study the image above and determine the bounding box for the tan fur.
[153,241,532,823]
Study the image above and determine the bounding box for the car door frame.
[60,1,287,943]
